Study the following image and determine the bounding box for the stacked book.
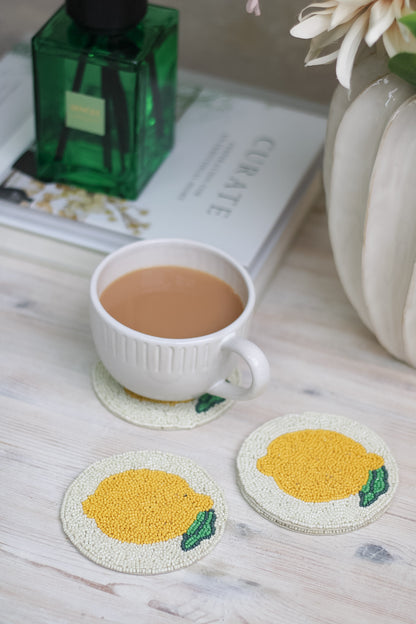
[0,44,327,296]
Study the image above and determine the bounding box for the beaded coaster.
[92,361,236,430]
[61,450,227,574]
[236,412,399,535]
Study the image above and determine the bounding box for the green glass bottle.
[31,0,178,199]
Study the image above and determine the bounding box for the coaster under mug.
[92,361,237,430]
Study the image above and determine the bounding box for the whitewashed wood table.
[1,201,415,624]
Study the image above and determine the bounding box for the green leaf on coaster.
[181,509,216,551]
[359,465,389,507]
[195,393,225,413]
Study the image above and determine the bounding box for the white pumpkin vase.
[324,52,416,367]
[245,0,416,365]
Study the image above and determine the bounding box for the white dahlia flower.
[290,0,416,88]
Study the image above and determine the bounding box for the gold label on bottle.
[65,91,105,135]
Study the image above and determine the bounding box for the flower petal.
[298,1,339,20]
[306,49,340,64]
[291,13,332,38]
[330,3,365,29]
[405,0,416,9]
[383,20,416,55]
[365,0,396,46]
[336,11,370,87]
[306,20,352,57]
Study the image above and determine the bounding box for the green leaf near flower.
[388,12,416,87]
[399,12,416,38]
[388,52,416,88]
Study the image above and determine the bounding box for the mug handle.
[207,335,270,400]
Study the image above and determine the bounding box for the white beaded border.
[236,412,399,535]
[92,361,236,430]
[61,450,227,574]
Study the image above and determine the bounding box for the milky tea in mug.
[89,239,270,402]
[99,265,244,339]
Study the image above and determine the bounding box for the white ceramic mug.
[90,238,270,401]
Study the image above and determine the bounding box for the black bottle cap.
[66,0,148,34]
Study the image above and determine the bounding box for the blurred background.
[0,0,337,105]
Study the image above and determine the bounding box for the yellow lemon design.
[257,429,384,502]
[82,469,214,544]
[124,387,191,406]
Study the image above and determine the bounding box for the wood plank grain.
[1,210,415,624]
